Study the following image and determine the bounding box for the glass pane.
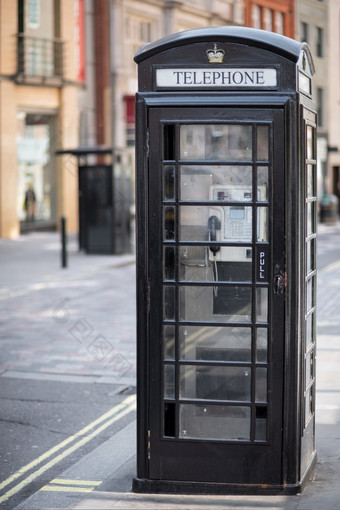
[179,205,254,243]
[255,407,267,441]
[307,164,315,197]
[255,367,267,401]
[178,245,207,269]
[307,201,316,236]
[306,312,314,347]
[179,248,252,283]
[305,387,313,424]
[164,246,175,280]
[179,206,209,242]
[164,285,175,320]
[179,404,250,440]
[215,257,253,282]
[306,125,314,160]
[180,125,205,159]
[179,247,212,282]
[211,186,253,202]
[179,326,251,361]
[257,125,269,160]
[256,288,268,322]
[179,166,252,201]
[164,206,175,240]
[256,328,268,362]
[163,165,175,200]
[257,167,269,201]
[180,365,251,401]
[306,238,316,274]
[163,325,175,359]
[164,402,175,437]
[164,364,175,399]
[306,276,315,312]
[179,285,252,323]
[163,124,175,160]
[180,125,252,160]
[305,350,314,386]
[257,207,268,241]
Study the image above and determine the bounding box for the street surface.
[0,223,339,509]
[0,233,136,509]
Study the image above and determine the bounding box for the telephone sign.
[156,67,277,88]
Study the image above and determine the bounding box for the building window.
[301,22,309,43]
[317,88,324,127]
[263,8,272,31]
[275,12,284,35]
[126,14,153,71]
[316,27,323,57]
[27,0,40,28]
[251,5,261,29]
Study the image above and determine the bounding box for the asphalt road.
[0,233,136,509]
[0,379,135,509]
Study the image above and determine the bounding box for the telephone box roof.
[134,26,314,73]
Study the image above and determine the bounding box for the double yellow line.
[40,478,102,493]
[0,394,136,504]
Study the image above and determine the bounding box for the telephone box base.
[132,454,316,496]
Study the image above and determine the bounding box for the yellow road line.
[0,394,135,492]
[0,395,135,504]
[40,486,94,493]
[39,478,103,493]
[50,478,102,486]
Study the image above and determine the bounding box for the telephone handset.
[208,215,221,254]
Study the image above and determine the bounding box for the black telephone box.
[133,27,317,494]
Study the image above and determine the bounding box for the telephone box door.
[147,106,285,485]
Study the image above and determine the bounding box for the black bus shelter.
[56,146,132,255]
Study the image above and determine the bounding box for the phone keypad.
[225,219,252,240]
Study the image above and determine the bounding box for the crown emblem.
[206,44,225,64]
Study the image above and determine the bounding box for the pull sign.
[156,68,277,89]
[257,247,269,282]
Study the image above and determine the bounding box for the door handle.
[274,275,284,294]
[273,265,284,295]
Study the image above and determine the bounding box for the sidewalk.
[1,225,340,510]
[0,231,136,386]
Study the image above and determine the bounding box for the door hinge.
[147,429,151,460]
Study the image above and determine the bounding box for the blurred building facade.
[73,0,297,242]
[0,0,335,239]
[297,0,328,199]
[0,0,83,238]
[244,0,295,37]
[326,0,340,203]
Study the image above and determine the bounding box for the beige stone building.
[0,0,82,238]
[0,0,245,239]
